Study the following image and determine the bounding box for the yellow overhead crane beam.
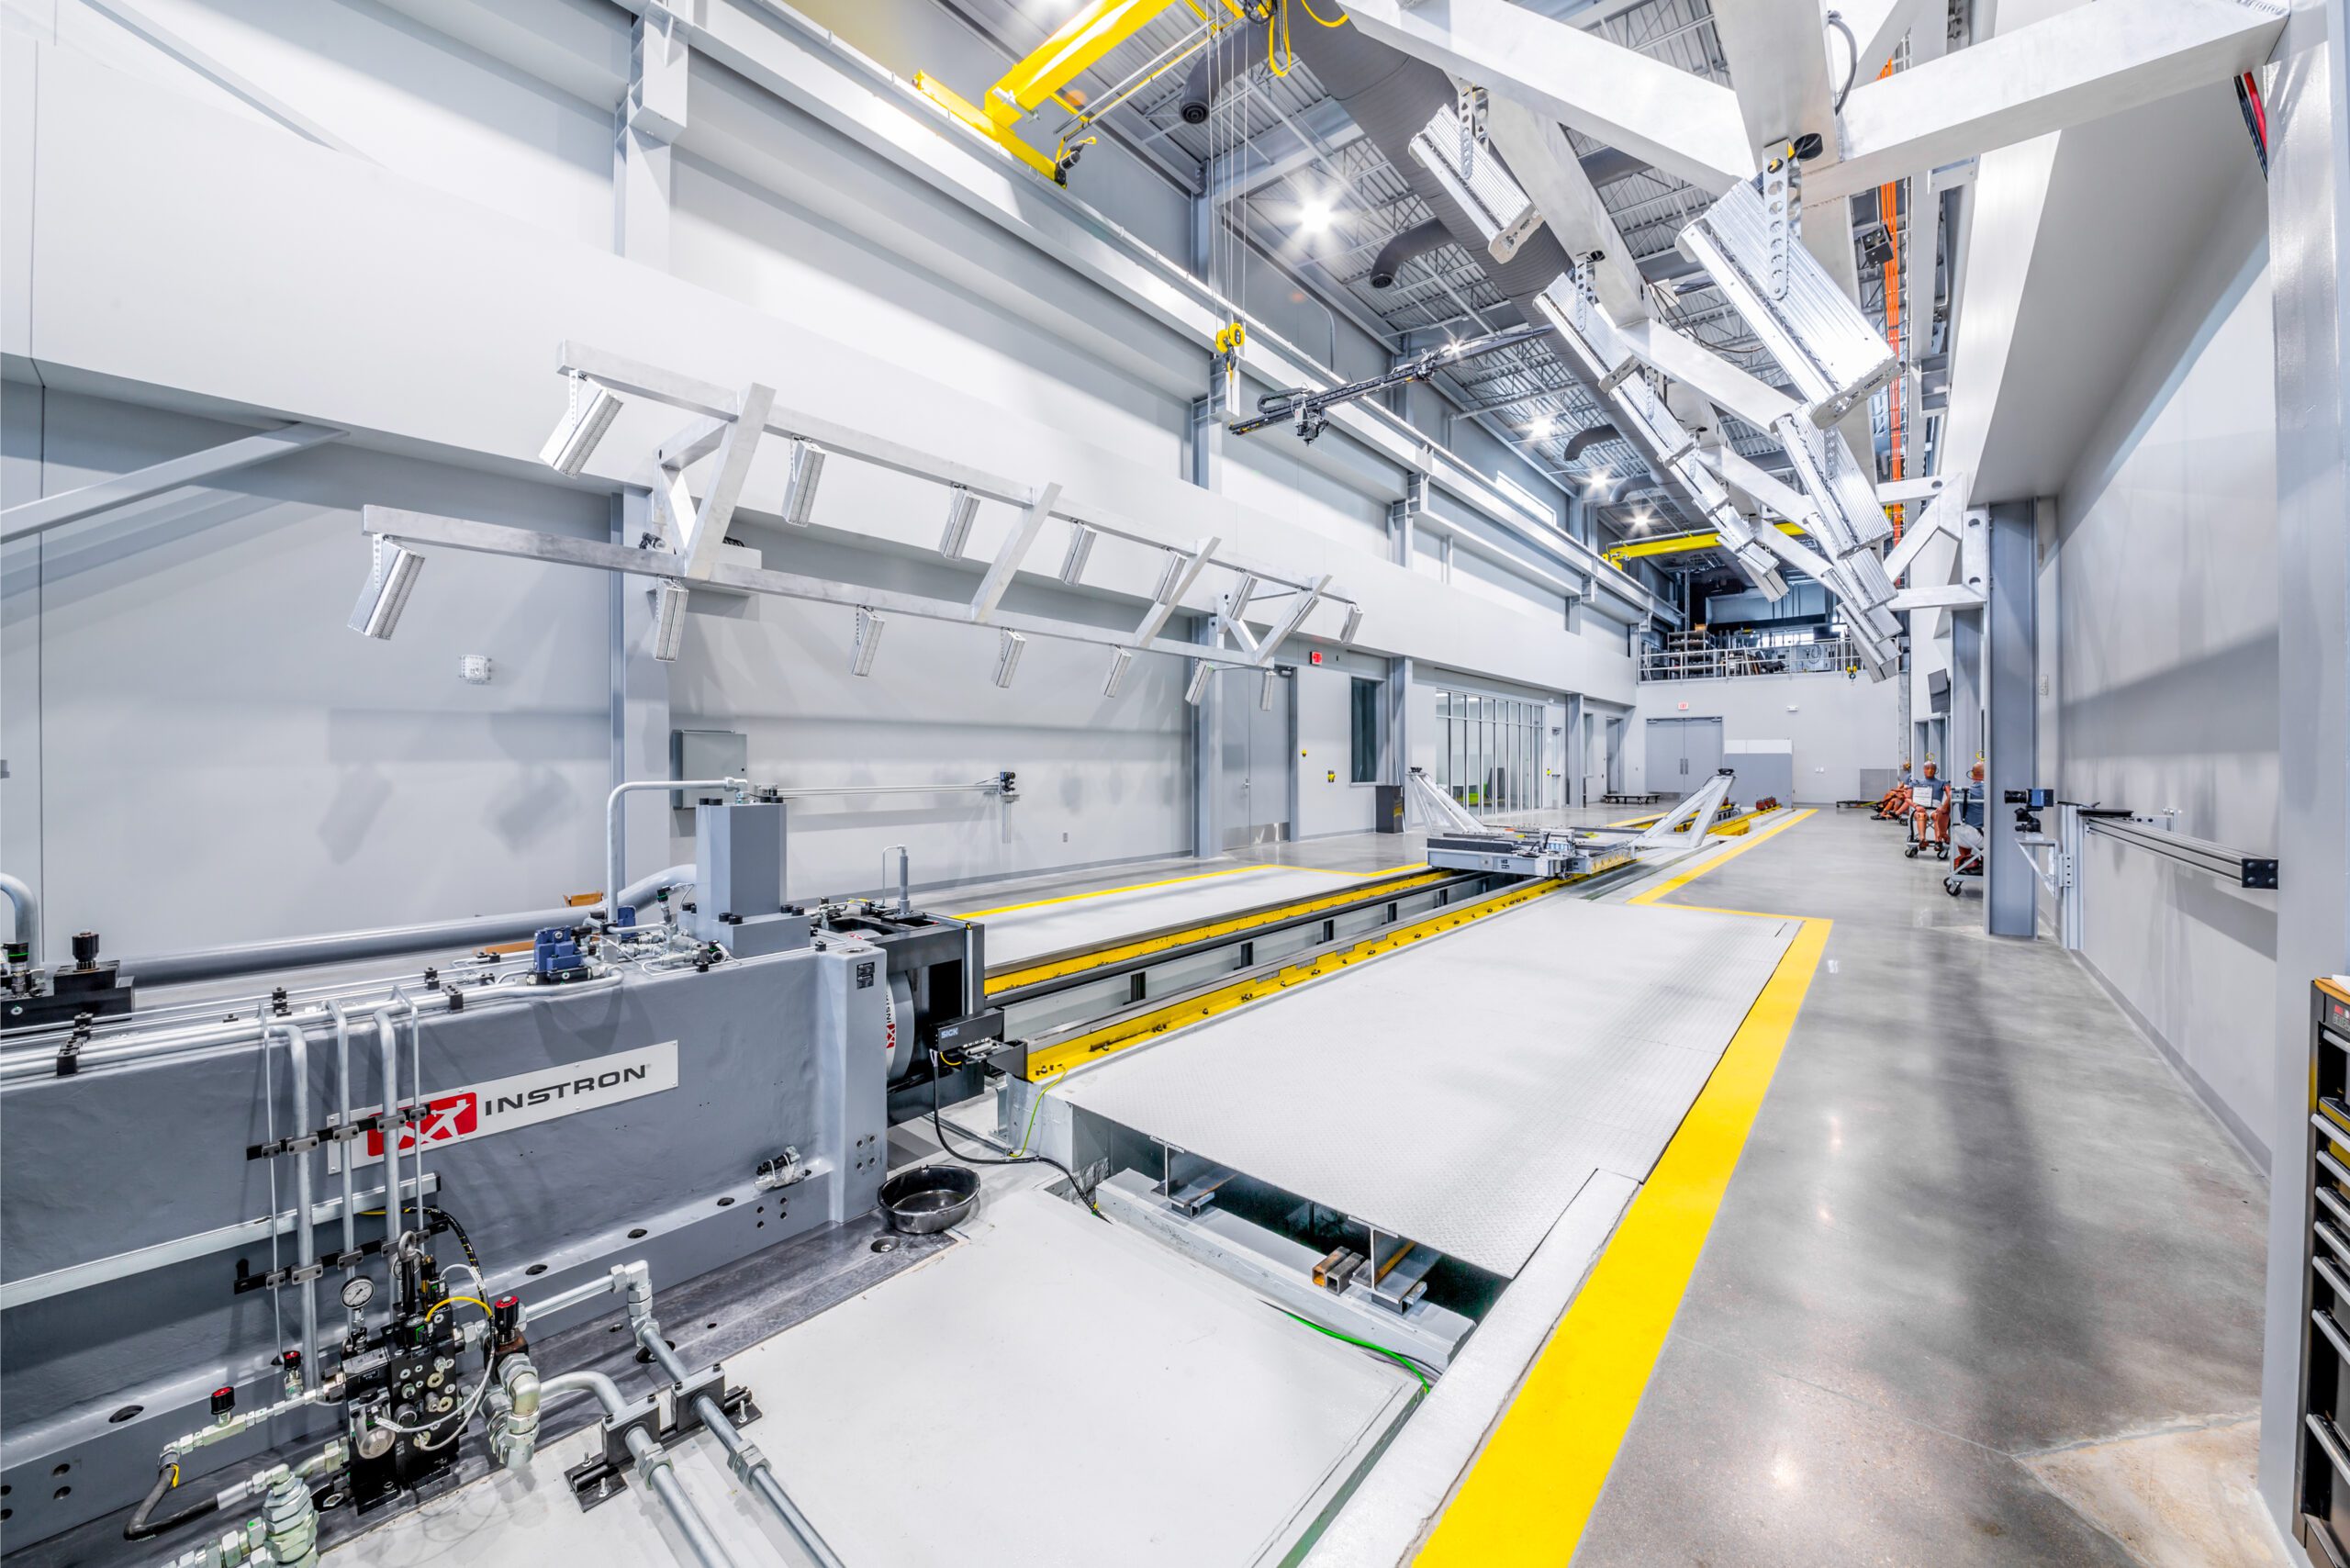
[1604,520,1807,568]
[915,0,1224,185]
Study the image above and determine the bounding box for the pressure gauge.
[341,1276,375,1310]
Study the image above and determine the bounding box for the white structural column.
[1341,0,1751,192]
[1981,499,2034,938]
[610,490,672,881]
[1707,0,1836,161]
[617,15,688,267]
[2260,0,2350,1542]
[1815,0,2288,201]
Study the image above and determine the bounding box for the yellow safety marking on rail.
[984,869,1451,993]
[1417,809,1827,1568]
[948,863,1268,920]
[1021,877,1566,1082]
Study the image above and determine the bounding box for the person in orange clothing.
[1875,760,1915,820]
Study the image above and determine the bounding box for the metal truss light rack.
[354,342,1363,689]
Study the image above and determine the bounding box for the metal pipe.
[263,1021,319,1389]
[121,864,698,989]
[327,1002,355,1264]
[637,1323,844,1568]
[882,845,912,916]
[369,1004,401,1249]
[610,782,744,924]
[540,1372,741,1568]
[397,988,424,1255]
[0,871,38,965]
[520,1262,632,1329]
[0,969,612,1085]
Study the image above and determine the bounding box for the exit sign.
[1678,701,1689,711]
[1309,650,1324,666]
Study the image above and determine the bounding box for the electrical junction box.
[671,728,748,810]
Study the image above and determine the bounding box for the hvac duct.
[1369,218,1450,288]
[1559,422,1620,464]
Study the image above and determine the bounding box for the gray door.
[1681,716,1724,782]
[1646,716,1725,791]
[1214,667,1293,847]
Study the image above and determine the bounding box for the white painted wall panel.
[1630,672,1901,802]
[666,148,1188,479]
[666,519,1192,897]
[2049,179,2276,1165]
[0,22,1642,952]
[61,0,619,249]
[12,41,1628,704]
[6,388,612,957]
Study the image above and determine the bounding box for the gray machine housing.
[0,888,888,1552]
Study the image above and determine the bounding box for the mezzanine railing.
[1639,636,1865,681]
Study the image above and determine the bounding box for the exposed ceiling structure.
[933,0,1941,599]
[928,0,2278,614]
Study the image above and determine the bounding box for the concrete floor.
[1572,808,2277,1566]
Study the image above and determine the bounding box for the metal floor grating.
[1058,897,1797,1277]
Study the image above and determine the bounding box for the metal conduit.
[0,870,38,966]
[123,864,698,989]
[539,1372,743,1568]
[0,971,620,1085]
[327,1002,357,1262]
[263,1021,319,1390]
[638,1324,845,1568]
[370,1003,403,1249]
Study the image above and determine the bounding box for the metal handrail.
[1638,636,1863,681]
[2081,814,2278,890]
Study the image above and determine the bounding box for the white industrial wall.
[1628,672,1902,802]
[2042,178,2277,1167]
[0,1,1642,955]
[0,384,615,955]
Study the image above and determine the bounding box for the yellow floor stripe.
[947,862,1266,919]
[984,869,1450,993]
[1628,807,1815,906]
[1416,810,1829,1567]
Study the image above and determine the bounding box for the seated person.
[1909,762,1946,846]
[1875,760,1915,820]
[1951,762,1988,874]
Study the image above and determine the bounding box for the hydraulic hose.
[124,1466,218,1541]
